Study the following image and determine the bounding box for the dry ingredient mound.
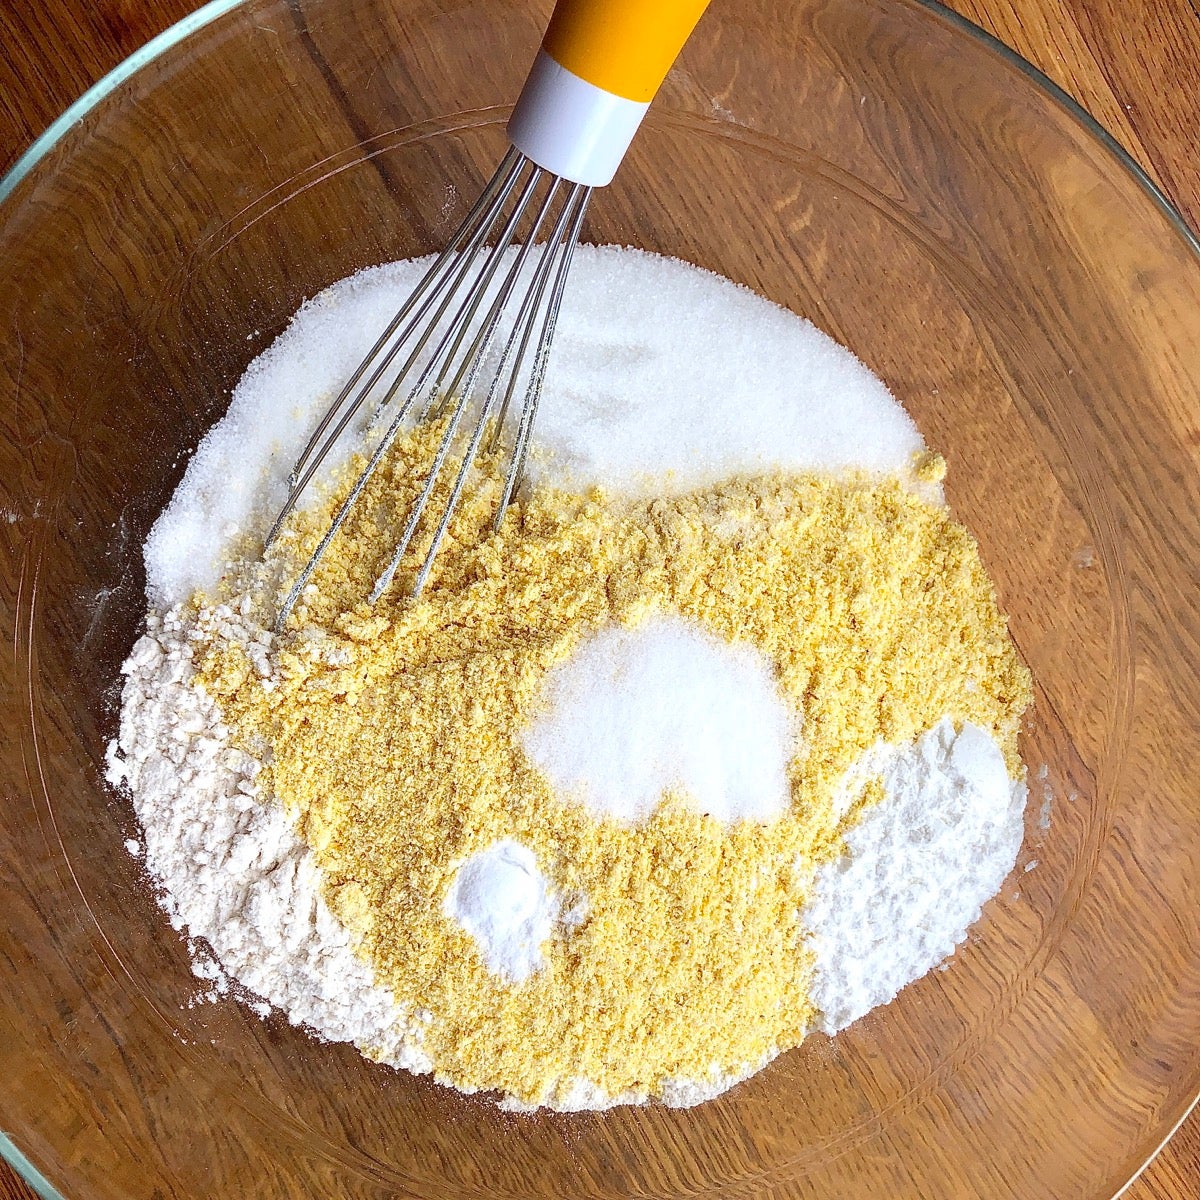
[108,246,1033,1112]
[175,416,1029,1109]
[523,614,796,825]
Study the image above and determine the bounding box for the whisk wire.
[490,187,587,450]
[370,179,565,601]
[495,189,591,529]
[392,182,589,601]
[409,166,545,425]
[410,188,591,597]
[323,155,531,463]
[270,150,591,631]
[264,147,526,547]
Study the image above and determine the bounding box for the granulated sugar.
[144,246,924,608]
[522,615,794,825]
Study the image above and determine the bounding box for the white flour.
[107,604,430,1074]
[110,246,1024,1110]
[805,719,1026,1033]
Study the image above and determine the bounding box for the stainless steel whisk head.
[265,0,713,629]
[267,147,591,630]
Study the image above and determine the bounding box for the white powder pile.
[804,718,1026,1034]
[444,840,557,983]
[143,246,924,609]
[522,616,794,825]
[107,605,431,1074]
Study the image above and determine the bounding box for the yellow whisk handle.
[507,0,712,187]
[542,0,712,104]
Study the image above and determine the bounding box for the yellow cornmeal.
[193,422,1030,1106]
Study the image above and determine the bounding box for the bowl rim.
[1,0,1197,263]
[0,2,1197,1198]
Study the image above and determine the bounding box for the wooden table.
[0,2,1197,1198]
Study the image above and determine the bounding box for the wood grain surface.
[0,2,1197,1199]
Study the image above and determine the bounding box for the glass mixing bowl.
[1,1,1198,1196]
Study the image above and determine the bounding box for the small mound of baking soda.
[522,616,794,825]
[444,841,556,983]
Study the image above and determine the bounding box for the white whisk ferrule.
[507,49,649,187]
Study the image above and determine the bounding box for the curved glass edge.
[0,1134,65,1200]
[0,0,241,207]
[929,0,1200,1183]
[1114,1092,1200,1200]
[917,0,1200,255]
[922,1,1200,1180]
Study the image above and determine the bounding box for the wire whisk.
[268,149,590,630]
[265,0,712,630]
